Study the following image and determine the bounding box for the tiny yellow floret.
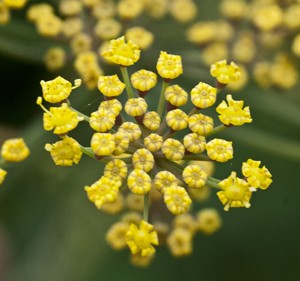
[45,136,82,166]
[101,36,140,66]
[1,138,30,162]
[216,94,252,126]
[131,69,157,92]
[242,159,272,190]
[217,171,251,211]
[126,220,159,257]
[125,98,148,117]
[91,133,115,156]
[164,84,188,107]
[210,60,241,85]
[164,185,192,215]
[132,148,154,172]
[156,51,183,80]
[190,82,217,109]
[127,169,152,195]
[206,138,233,162]
[97,74,125,97]
[166,109,188,131]
[40,76,81,103]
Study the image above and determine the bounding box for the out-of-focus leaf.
[0,19,65,64]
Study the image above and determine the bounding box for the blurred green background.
[0,1,300,280]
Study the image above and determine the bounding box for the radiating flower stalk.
[37,36,272,267]
[0,138,30,186]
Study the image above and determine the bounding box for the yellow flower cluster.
[0,0,27,24]
[38,36,272,266]
[26,0,199,89]
[0,138,30,186]
[186,0,300,91]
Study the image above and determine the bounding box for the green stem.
[182,154,211,161]
[205,124,227,137]
[68,104,90,122]
[188,107,199,116]
[120,66,135,99]
[157,80,169,118]
[80,146,96,159]
[143,192,150,222]
[206,178,221,190]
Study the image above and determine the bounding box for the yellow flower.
[126,220,159,257]
[101,36,140,66]
[42,103,83,135]
[36,14,63,37]
[126,27,154,50]
[190,82,217,109]
[173,213,197,234]
[183,133,206,154]
[210,60,241,85]
[113,132,130,156]
[40,76,81,103]
[196,208,222,235]
[44,47,66,71]
[71,33,92,54]
[216,94,252,126]
[220,0,248,20]
[125,98,148,117]
[164,185,192,215]
[74,51,103,89]
[62,17,83,38]
[89,108,116,132]
[104,159,128,181]
[167,228,193,257]
[166,109,188,131]
[130,252,155,268]
[99,99,122,116]
[27,3,53,22]
[169,0,197,23]
[85,176,122,209]
[206,138,233,162]
[126,193,144,212]
[242,159,272,190]
[90,133,115,156]
[164,84,188,107]
[143,133,163,152]
[1,138,30,162]
[143,111,161,130]
[118,122,141,142]
[154,171,178,193]
[59,0,82,16]
[188,113,214,135]
[132,148,154,172]
[44,136,82,166]
[101,193,124,215]
[0,168,7,185]
[4,0,27,9]
[97,75,125,97]
[182,164,207,189]
[217,171,252,211]
[161,138,185,161]
[94,18,121,40]
[131,69,157,92]
[117,0,144,20]
[156,51,183,80]
[106,221,129,250]
[251,4,283,31]
[127,169,152,195]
